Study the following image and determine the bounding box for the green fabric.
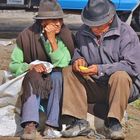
[9,38,71,76]
[44,38,71,67]
[9,46,29,76]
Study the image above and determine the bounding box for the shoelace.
[86,129,106,139]
[65,119,88,130]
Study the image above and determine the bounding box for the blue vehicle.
[0,0,140,31]
[58,0,138,11]
[57,0,140,31]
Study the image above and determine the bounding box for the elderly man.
[62,0,140,139]
[9,0,75,139]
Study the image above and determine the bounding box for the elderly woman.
[9,0,74,139]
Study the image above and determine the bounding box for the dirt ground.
[0,40,140,140]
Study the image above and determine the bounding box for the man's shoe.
[62,119,90,137]
[105,118,125,140]
[43,126,62,139]
[21,122,37,140]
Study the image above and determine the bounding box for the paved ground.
[0,10,82,38]
[0,105,140,140]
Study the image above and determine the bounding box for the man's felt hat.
[81,0,116,26]
[34,0,65,20]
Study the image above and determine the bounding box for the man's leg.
[105,71,132,139]
[62,66,88,119]
[61,66,91,137]
[61,66,108,137]
[62,66,108,119]
[108,71,132,122]
[80,71,132,139]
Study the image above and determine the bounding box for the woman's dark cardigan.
[16,22,75,103]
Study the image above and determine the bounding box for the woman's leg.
[21,83,40,126]
[45,72,62,128]
[21,83,40,139]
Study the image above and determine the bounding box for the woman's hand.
[44,23,57,43]
[44,23,59,51]
[29,63,47,73]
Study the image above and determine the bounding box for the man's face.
[41,18,63,34]
[90,19,113,36]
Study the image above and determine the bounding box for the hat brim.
[81,6,116,26]
[33,14,67,20]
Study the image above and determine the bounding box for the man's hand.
[72,58,87,72]
[29,63,47,73]
[80,64,98,76]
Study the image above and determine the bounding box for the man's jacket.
[73,15,140,102]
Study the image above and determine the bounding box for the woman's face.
[41,18,63,34]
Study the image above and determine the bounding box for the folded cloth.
[21,69,52,104]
